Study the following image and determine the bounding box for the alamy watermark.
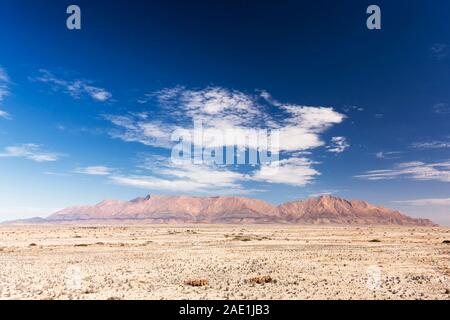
[366,265,382,290]
[65,265,82,291]
[171,120,280,166]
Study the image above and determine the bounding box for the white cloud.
[432,103,450,114]
[105,87,346,189]
[342,106,364,112]
[251,158,319,186]
[75,166,114,176]
[412,141,450,149]
[375,151,402,159]
[104,115,175,148]
[43,171,72,177]
[108,87,345,152]
[0,110,11,119]
[327,136,349,153]
[430,43,449,60]
[356,160,450,182]
[0,67,9,83]
[393,197,450,206]
[31,69,112,102]
[0,66,11,118]
[112,152,320,191]
[0,144,60,162]
[308,190,340,197]
[110,159,250,194]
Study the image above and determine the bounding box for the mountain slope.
[277,195,434,225]
[47,195,281,223]
[35,194,435,225]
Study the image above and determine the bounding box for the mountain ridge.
[7,194,435,226]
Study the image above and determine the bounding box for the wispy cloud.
[30,69,112,102]
[0,144,61,162]
[356,160,450,182]
[75,166,114,176]
[251,157,319,186]
[430,43,450,60]
[412,141,450,150]
[110,159,251,194]
[308,190,340,198]
[375,151,402,159]
[327,136,349,153]
[342,105,364,113]
[393,197,450,206]
[104,87,345,188]
[43,171,72,177]
[109,87,345,152]
[432,103,450,114]
[0,66,11,119]
[0,110,11,119]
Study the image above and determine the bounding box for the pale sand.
[0,224,449,300]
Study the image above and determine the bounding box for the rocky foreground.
[0,224,448,300]
[20,195,435,226]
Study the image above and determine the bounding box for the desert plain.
[0,224,449,300]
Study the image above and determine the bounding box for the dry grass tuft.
[248,275,273,284]
[185,279,209,287]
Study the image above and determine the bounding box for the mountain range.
[11,194,434,226]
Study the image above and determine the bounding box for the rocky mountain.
[278,195,434,225]
[38,194,435,226]
[47,195,281,224]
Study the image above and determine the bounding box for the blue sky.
[0,0,450,224]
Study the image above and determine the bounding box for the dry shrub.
[232,235,252,241]
[442,240,450,244]
[185,279,209,287]
[369,239,381,243]
[248,275,273,284]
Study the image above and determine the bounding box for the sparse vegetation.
[248,276,273,284]
[230,234,271,241]
[1,225,448,299]
[234,235,252,241]
[369,239,381,243]
[185,279,209,287]
[442,240,450,244]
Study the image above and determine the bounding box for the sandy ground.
[0,224,449,300]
